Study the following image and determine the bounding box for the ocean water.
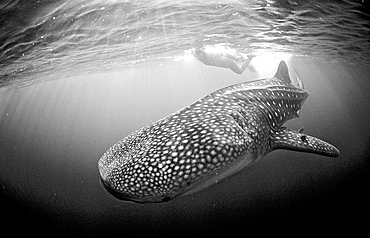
[0,0,369,236]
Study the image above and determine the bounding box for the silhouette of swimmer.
[193,46,255,74]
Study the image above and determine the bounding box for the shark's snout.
[98,155,119,195]
[98,159,124,199]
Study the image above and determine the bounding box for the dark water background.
[0,0,369,236]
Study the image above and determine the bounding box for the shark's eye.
[301,135,307,142]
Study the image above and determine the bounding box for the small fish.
[98,61,339,203]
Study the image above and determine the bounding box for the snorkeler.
[193,45,255,74]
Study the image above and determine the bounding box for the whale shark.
[98,61,339,203]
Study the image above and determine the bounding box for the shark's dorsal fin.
[274,61,291,84]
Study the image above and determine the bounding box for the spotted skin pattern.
[98,61,340,203]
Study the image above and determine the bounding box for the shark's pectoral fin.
[270,128,340,157]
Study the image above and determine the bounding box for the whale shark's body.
[98,61,339,203]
